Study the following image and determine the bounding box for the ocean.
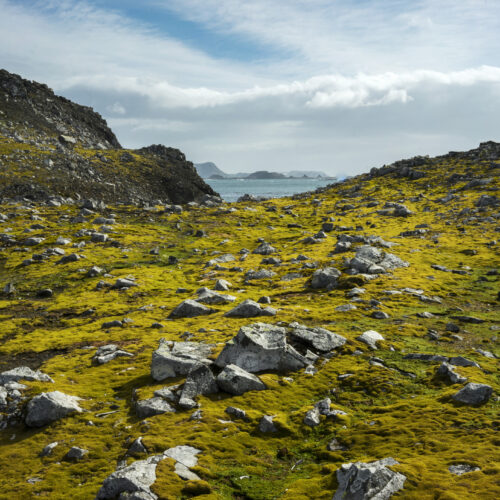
[204,177,337,202]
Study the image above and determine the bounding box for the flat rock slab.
[0,366,53,384]
[289,322,346,352]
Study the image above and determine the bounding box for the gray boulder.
[214,279,232,291]
[178,364,218,409]
[436,362,467,384]
[96,454,164,499]
[216,364,267,395]
[310,267,341,290]
[224,299,276,318]
[333,457,406,500]
[135,397,175,419]
[259,415,277,433]
[215,323,308,373]
[244,269,276,281]
[452,383,492,405]
[25,391,82,427]
[289,323,346,352]
[168,299,216,318]
[253,242,276,255]
[196,287,236,305]
[357,330,385,350]
[65,446,88,460]
[151,340,213,381]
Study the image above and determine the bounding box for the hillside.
[0,69,217,205]
[0,130,499,498]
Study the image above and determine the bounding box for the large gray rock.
[224,299,276,318]
[135,397,175,418]
[95,454,164,499]
[25,391,82,427]
[289,323,346,352]
[178,364,218,408]
[452,383,492,405]
[333,457,406,500]
[310,267,341,290]
[216,364,267,395]
[0,366,53,385]
[151,341,214,381]
[196,287,236,305]
[168,299,216,318]
[215,323,308,373]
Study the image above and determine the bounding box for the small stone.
[452,383,492,405]
[259,415,277,433]
[64,446,88,460]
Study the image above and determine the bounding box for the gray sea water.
[204,177,336,202]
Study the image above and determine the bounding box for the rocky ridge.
[0,69,217,205]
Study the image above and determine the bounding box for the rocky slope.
[0,128,499,498]
[0,69,217,205]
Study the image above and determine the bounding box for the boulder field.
[0,139,498,498]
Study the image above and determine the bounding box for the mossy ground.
[0,144,499,499]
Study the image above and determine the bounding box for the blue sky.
[1,0,500,175]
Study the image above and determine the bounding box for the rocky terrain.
[0,72,499,499]
[0,69,216,205]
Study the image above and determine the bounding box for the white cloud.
[0,0,499,176]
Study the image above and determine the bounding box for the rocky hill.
[0,69,217,205]
[0,114,499,498]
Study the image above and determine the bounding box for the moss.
[0,151,499,498]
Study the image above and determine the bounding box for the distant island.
[194,162,336,180]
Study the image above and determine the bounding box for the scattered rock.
[64,446,88,460]
[178,364,218,409]
[310,267,341,290]
[449,464,481,475]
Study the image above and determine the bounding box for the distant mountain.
[195,162,335,180]
[286,170,329,178]
[246,170,287,179]
[194,162,228,178]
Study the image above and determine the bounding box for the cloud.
[58,66,500,111]
[0,0,499,177]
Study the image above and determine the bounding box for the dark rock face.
[0,69,218,205]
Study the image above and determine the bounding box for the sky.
[1,0,500,176]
